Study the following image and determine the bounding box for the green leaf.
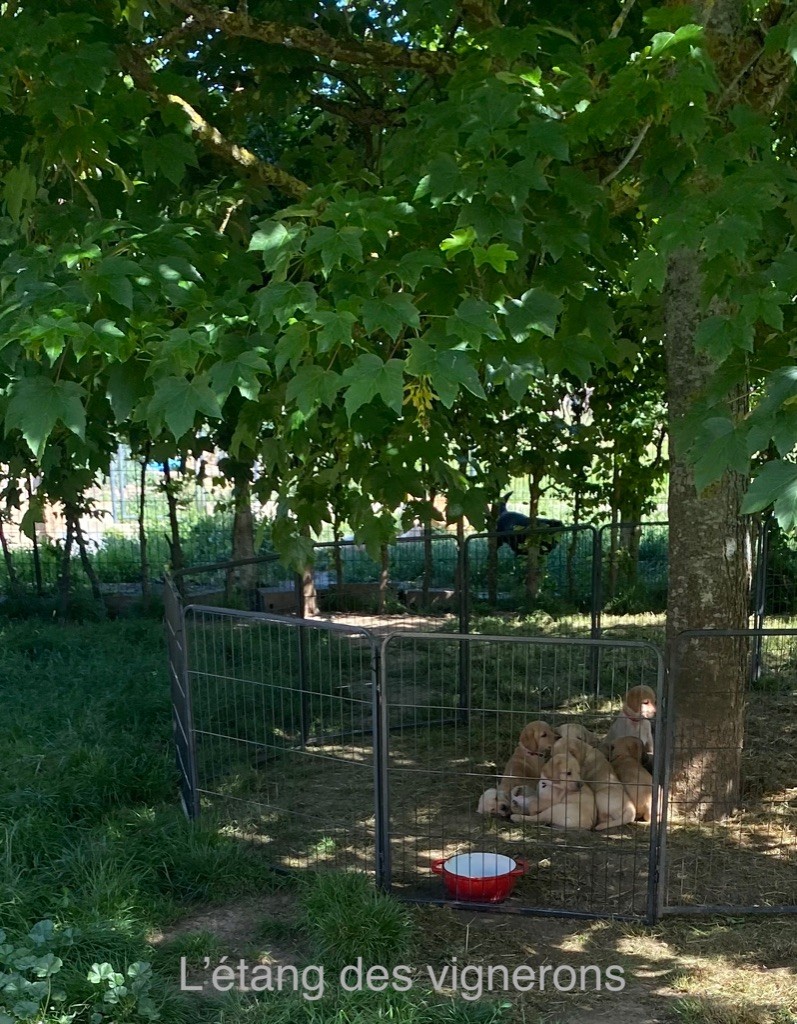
[694,316,753,359]
[448,297,501,346]
[505,288,563,340]
[285,365,341,415]
[394,249,444,287]
[274,323,309,374]
[741,460,797,529]
[148,375,222,439]
[341,354,404,418]
[439,226,477,257]
[362,293,420,340]
[629,250,666,295]
[253,282,317,328]
[141,134,198,185]
[692,418,750,491]
[473,243,518,273]
[209,351,269,401]
[312,310,356,352]
[3,163,37,223]
[6,377,86,458]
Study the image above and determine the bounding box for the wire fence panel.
[380,631,664,920]
[597,522,668,617]
[312,535,461,633]
[182,605,382,876]
[462,527,599,634]
[660,630,797,915]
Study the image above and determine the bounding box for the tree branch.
[119,48,308,199]
[311,93,402,127]
[609,0,637,39]
[600,121,651,185]
[168,0,453,74]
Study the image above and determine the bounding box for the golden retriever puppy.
[557,722,602,747]
[553,735,635,831]
[476,787,501,815]
[510,754,597,830]
[489,720,558,816]
[602,684,656,758]
[607,736,653,822]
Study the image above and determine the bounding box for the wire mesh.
[462,527,598,633]
[311,535,461,633]
[380,631,663,919]
[660,630,797,915]
[182,604,381,875]
[598,522,668,617]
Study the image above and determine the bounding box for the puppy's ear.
[552,728,562,738]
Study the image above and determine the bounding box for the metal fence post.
[164,576,200,820]
[750,515,770,684]
[457,537,471,723]
[589,525,602,694]
[374,638,391,891]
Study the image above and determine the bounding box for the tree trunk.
[56,516,74,619]
[162,462,185,595]
[487,501,499,606]
[379,543,389,614]
[26,476,44,596]
[664,247,751,821]
[70,508,103,601]
[226,474,257,608]
[566,490,581,603]
[332,511,345,589]
[525,474,542,601]
[302,565,318,617]
[138,449,150,600]
[0,520,20,595]
[423,489,434,609]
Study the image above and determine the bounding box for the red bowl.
[431,852,527,903]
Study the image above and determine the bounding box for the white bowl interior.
[444,853,517,879]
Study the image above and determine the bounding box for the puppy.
[602,685,656,760]
[510,753,597,830]
[607,736,653,822]
[490,720,558,816]
[477,787,501,815]
[557,722,602,747]
[553,735,635,831]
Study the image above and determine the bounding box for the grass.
[0,619,511,1023]
[1,615,795,1024]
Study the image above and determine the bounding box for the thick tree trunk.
[664,248,751,821]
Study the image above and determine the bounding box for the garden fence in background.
[165,566,797,922]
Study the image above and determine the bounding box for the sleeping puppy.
[510,753,597,830]
[607,736,654,822]
[487,720,558,816]
[601,685,656,765]
[553,735,635,831]
[557,722,602,747]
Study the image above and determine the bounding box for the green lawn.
[0,619,505,1024]
[1,617,794,1024]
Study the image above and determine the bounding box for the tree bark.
[162,461,186,597]
[664,247,751,820]
[226,473,257,608]
[138,450,150,600]
[0,520,20,595]
[69,509,103,602]
[525,474,542,600]
[56,516,74,619]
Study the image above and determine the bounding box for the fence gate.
[379,630,665,921]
